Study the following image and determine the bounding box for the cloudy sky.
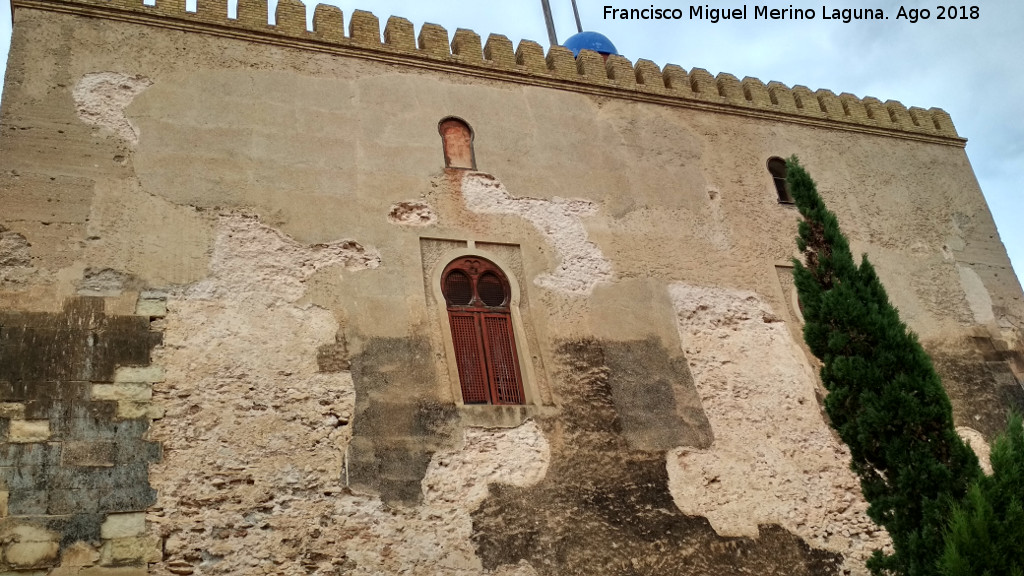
[1,0,1021,286]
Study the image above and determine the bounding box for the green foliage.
[787,156,981,575]
[940,414,1024,576]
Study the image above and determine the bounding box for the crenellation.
[383,16,415,52]
[689,68,720,102]
[860,97,885,123]
[929,107,957,137]
[417,23,450,59]
[742,76,772,107]
[791,86,826,118]
[235,0,269,29]
[483,34,515,70]
[661,64,689,93]
[716,73,745,105]
[575,49,607,84]
[633,59,663,92]
[545,45,576,79]
[908,107,935,133]
[814,89,844,120]
[450,28,483,63]
[839,93,872,124]
[605,54,637,89]
[767,81,798,113]
[515,40,547,75]
[311,3,344,41]
[884,99,912,128]
[274,0,307,36]
[348,9,380,47]
[152,0,185,18]
[195,0,225,23]
[3,0,966,154]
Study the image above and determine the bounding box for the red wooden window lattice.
[442,257,525,405]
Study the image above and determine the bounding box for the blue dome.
[563,31,618,57]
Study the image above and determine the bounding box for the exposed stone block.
[100,512,146,539]
[5,540,60,568]
[80,567,149,576]
[62,441,117,467]
[0,402,26,419]
[91,384,152,403]
[9,420,50,443]
[113,366,164,383]
[791,85,826,117]
[100,534,162,565]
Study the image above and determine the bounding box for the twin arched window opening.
[442,257,525,405]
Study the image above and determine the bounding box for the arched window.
[767,157,793,204]
[438,117,476,170]
[441,256,524,405]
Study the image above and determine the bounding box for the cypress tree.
[939,413,1024,576]
[787,156,981,575]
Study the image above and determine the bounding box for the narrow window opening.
[438,117,476,170]
[767,157,793,204]
[442,257,524,405]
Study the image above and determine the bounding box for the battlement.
[12,0,964,144]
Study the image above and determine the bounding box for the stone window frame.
[430,247,539,406]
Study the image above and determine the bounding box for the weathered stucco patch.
[957,264,996,325]
[72,72,153,144]
[0,226,33,287]
[956,426,992,474]
[423,420,550,508]
[388,201,437,227]
[666,283,890,575]
[150,213,542,575]
[462,172,612,295]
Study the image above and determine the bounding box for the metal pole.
[540,0,558,46]
[570,0,583,33]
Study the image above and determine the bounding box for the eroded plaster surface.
[461,172,612,295]
[666,283,890,575]
[149,214,547,575]
[73,72,153,144]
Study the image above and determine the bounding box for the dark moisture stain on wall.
[0,297,162,547]
[347,336,459,505]
[931,339,1024,440]
[471,339,843,576]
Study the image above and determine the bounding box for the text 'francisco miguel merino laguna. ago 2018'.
[602,5,980,23]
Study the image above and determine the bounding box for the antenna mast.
[570,0,583,33]
[539,0,559,46]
